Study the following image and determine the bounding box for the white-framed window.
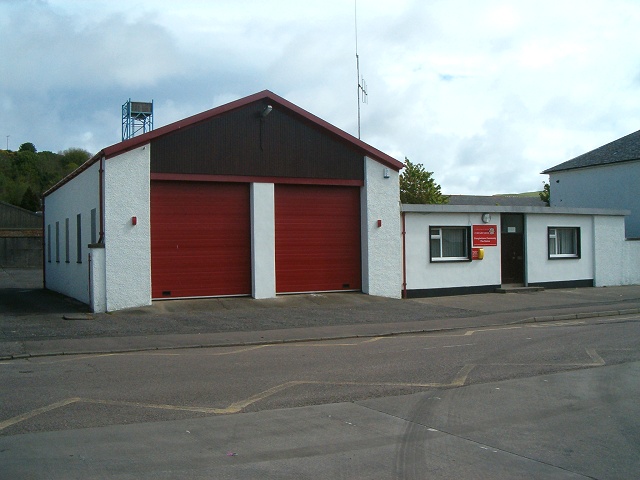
[430,226,471,262]
[548,227,580,259]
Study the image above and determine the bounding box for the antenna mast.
[355,0,368,139]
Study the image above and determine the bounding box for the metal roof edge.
[401,204,630,216]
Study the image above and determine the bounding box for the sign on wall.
[473,224,498,246]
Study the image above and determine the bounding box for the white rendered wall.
[593,215,625,286]
[103,145,151,311]
[590,214,640,286]
[404,212,501,290]
[525,214,594,284]
[361,157,402,298]
[623,240,640,284]
[251,183,276,299]
[44,161,100,305]
[89,245,106,312]
[550,161,640,238]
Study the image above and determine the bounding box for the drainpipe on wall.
[402,211,407,299]
[41,199,46,289]
[98,156,105,244]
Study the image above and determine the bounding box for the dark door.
[501,233,524,284]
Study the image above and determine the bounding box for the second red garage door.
[151,181,251,299]
[275,184,361,293]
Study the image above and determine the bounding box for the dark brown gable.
[150,101,364,181]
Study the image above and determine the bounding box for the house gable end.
[150,99,365,180]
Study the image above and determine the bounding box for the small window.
[430,226,471,262]
[548,227,580,259]
[65,218,70,263]
[47,224,52,263]
[55,221,60,263]
[76,214,82,263]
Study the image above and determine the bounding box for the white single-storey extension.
[43,91,404,312]
[402,204,640,298]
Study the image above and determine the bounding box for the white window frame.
[430,226,471,262]
[548,227,580,259]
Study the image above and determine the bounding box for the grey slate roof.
[446,195,547,207]
[543,129,640,173]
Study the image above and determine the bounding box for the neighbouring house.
[0,201,42,269]
[543,129,640,239]
[43,90,404,312]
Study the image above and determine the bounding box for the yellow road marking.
[80,398,230,415]
[586,348,606,366]
[21,319,613,367]
[478,348,606,367]
[0,365,476,430]
[529,321,585,327]
[0,397,82,431]
[464,326,523,336]
[2,343,609,432]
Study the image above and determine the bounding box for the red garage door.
[151,181,251,299]
[275,184,361,293]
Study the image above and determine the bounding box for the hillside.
[0,143,91,212]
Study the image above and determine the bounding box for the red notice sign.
[473,224,498,246]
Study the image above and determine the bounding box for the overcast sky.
[2,0,640,195]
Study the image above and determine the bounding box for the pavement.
[2,267,640,360]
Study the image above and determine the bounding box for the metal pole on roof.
[355,0,367,139]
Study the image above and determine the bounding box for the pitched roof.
[45,90,403,197]
[543,129,640,174]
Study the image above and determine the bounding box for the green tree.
[59,148,91,172]
[20,185,41,212]
[400,157,448,204]
[539,181,550,206]
[19,142,37,153]
[0,142,90,207]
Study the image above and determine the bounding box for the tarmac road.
[1,267,640,359]
[1,319,639,479]
[1,268,640,478]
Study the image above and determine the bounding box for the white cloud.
[2,0,640,194]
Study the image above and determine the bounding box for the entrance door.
[500,214,524,285]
